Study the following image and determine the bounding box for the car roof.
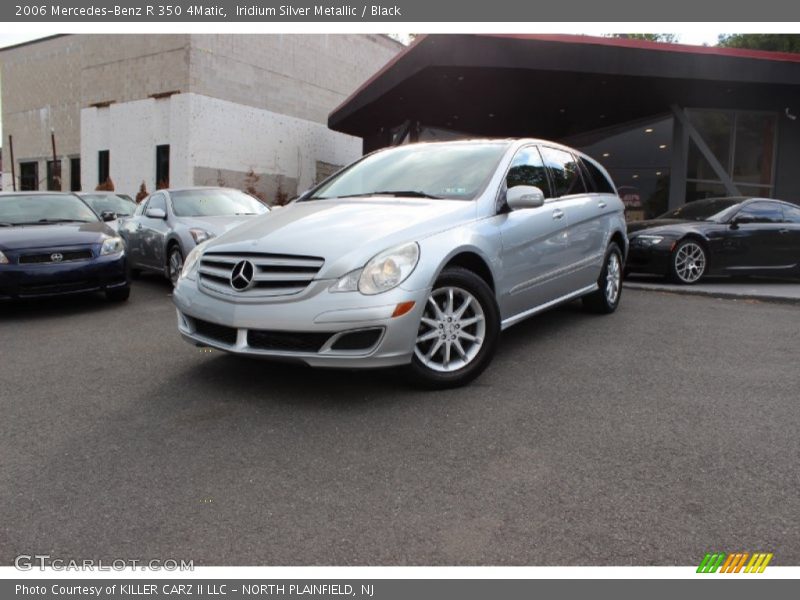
[0,191,81,197]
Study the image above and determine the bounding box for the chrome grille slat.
[198,251,324,298]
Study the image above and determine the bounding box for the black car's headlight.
[100,236,125,256]
[634,234,665,246]
[0,250,8,265]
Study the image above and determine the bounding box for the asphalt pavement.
[1,277,798,566]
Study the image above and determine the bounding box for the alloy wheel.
[674,242,706,283]
[168,249,183,287]
[605,252,621,305]
[414,286,486,373]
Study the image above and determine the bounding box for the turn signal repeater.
[392,301,416,318]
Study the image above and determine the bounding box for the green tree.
[611,34,679,44]
[718,34,800,53]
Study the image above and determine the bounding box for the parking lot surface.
[2,279,799,565]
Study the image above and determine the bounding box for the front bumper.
[173,276,430,368]
[0,252,128,300]
[626,239,673,276]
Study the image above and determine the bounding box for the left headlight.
[180,241,208,281]
[634,234,664,246]
[0,250,9,265]
[100,236,125,256]
[190,228,215,244]
[331,242,420,295]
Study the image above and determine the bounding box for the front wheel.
[407,267,500,389]
[670,239,707,284]
[167,245,184,288]
[583,242,623,314]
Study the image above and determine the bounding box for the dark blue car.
[0,192,130,301]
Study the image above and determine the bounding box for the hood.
[0,221,115,251]
[204,197,476,278]
[178,215,260,236]
[627,218,719,236]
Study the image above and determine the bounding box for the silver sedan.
[120,187,268,286]
[173,140,627,388]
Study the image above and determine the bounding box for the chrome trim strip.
[501,284,598,330]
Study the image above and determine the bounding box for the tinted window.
[147,193,167,213]
[580,158,616,194]
[506,146,551,198]
[735,201,784,224]
[659,197,743,221]
[783,204,800,224]
[309,142,509,201]
[540,147,587,197]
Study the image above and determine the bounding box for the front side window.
[170,189,268,217]
[147,193,167,214]
[734,201,784,224]
[782,204,800,224]
[506,146,552,197]
[0,194,99,226]
[308,142,510,201]
[540,147,588,198]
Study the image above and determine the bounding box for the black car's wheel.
[670,239,707,284]
[106,285,130,302]
[167,245,184,287]
[583,242,624,314]
[407,267,500,389]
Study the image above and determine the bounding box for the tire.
[407,267,500,389]
[106,285,130,302]
[583,242,624,314]
[669,239,707,285]
[167,245,184,288]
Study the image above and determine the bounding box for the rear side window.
[580,157,616,194]
[506,146,552,198]
[540,147,587,197]
[783,204,800,223]
[735,201,784,224]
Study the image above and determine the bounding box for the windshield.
[308,143,510,201]
[80,194,137,217]
[658,197,743,221]
[170,189,269,217]
[0,194,100,226]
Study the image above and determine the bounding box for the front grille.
[193,318,238,345]
[19,249,93,264]
[198,252,325,297]
[247,329,332,353]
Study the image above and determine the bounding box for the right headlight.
[358,242,420,295]
[0,250,8,265]
[635,234,664,246]
[180,241,208,281]
[330,242,420,295]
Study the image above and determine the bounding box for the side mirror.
[146,208,166,219]
[506,185,546,210]
[100,210,117,222]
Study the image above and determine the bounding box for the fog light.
[392,301,416,318]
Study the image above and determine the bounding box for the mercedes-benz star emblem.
[230,260,255,291]
[50,253,64,263]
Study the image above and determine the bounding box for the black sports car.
[626,197,800,284]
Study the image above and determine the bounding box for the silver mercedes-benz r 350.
[173,140,627,388]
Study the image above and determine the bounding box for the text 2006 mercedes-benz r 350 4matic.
[173,140,627,387]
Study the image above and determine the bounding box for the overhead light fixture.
[632,174,639,179]
[488,113,495,118]
[656,171,662,176]
[602,152,610,157]
[645,128,654,133]
[659,144,667,149]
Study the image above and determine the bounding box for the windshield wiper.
[315,190,443,200]
[36,218,92,224]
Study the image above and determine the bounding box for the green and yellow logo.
[697,552,773,573]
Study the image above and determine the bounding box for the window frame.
[539,145,590,199]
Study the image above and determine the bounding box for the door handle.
[598,201,607,209]
[552,209,565,220]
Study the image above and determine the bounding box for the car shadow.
[626,273,799,285]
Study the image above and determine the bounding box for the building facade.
[329,34,800,219]
[0,34,402,200]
